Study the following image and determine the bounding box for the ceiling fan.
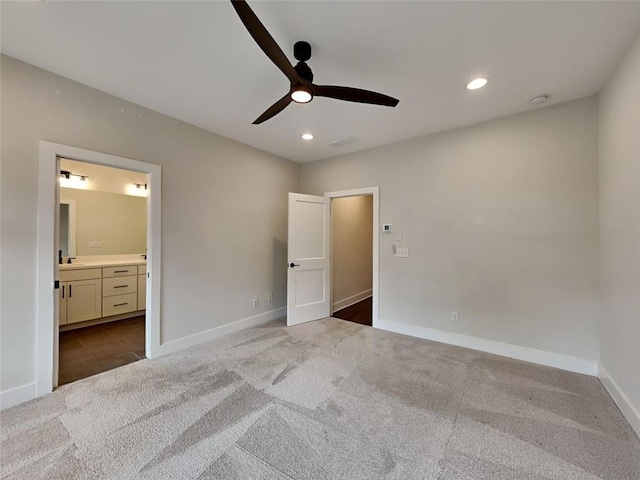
[230,0,400,124]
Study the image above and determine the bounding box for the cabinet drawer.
[103,275,137,297]
[138,264,147,275]
[103,266,137,278]
[103,293,137,317]
[60,268,101,282]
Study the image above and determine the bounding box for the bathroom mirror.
[59,199,77,257]
[60,188,146,256]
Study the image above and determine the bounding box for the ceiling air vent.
[329,136,358,148]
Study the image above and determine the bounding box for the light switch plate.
[396,247,409,258]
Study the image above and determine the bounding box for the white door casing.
[287,193,331,326]
[325,186,380,328]
[37,141,161,400]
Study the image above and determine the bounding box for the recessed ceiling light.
[466,77,489,90]
[301,133,314,140]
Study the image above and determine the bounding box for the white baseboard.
[0,382,37,410]
[599,364,640,438]
[332,289,372,313]
[158,307,286,356]
[375,319,597,376]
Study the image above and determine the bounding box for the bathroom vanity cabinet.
[58,268,102,325]
[59,261,146,329]
[138,264,147,311]
[102,265,138,317]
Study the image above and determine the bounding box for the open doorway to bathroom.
[36,141,161,399]
[57,158,149,385]
[330,194,374,326]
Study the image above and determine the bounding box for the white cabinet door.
[67,279,102,324]
[59,282,68,326]
[287,193,331,326]
[137,274,146,310]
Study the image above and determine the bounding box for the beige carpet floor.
[1,317,638,479]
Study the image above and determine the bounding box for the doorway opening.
[325,187,379,327]
[330,195,373,326]
[285,187,379,328]
[37,142,161,398]
[57,158,149,385]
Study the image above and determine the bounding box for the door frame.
[36,141,162,397]
[324,186,379,327]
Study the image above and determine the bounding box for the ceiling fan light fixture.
[466,77,489,90]
[232,0,399,123]
[291,86,313,104]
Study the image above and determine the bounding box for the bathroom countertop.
[59,259,146,270]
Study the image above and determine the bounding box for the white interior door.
[287,193,330,326]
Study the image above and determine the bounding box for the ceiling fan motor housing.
[294,62,314,82]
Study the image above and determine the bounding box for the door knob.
[289,262,300,268]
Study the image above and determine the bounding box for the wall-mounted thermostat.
[382,223,393,233]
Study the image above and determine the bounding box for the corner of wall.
[598,364,640,438]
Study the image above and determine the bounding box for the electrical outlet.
[89,240,102,248]
[451,311,459,322]
[396,247,409,258]
[252,298,258,308]
[267,293,273,303]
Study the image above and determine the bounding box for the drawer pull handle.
[62,285,65,299]
[114,285,129,289]
[114,302,128,307]
[114,270,129,274]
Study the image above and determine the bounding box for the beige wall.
[598,33,640,427]
[60,187,147,256]
[0,55,299,392]
[332,195,373,311]
[302,96,599,362]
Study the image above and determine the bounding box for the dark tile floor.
[58,316,145,385]
[332,297,372,326]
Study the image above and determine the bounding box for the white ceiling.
[2,1,639,163]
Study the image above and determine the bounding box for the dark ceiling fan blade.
[313,85,399,107]
[253,94,293,124]
[231,0,298,84]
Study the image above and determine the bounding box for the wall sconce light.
[59,170,89,189]
[60,170,88,181]
[127,182,149,197]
